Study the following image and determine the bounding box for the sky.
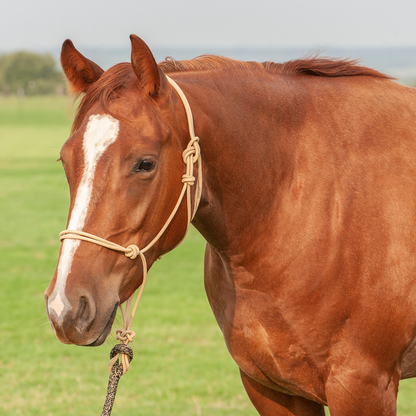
[2,0,416,54]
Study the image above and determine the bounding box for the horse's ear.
[130,35,165,98]
[60,39,104,94]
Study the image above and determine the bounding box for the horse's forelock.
[72,63,134,134]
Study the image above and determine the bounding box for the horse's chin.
[87,330,109,346]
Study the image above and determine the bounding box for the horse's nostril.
[78,296,87,316]
[76,295,95,332]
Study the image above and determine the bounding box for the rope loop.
[125,244,140,260]
[108,343,134,375]
[116,328,136,343]
[110,343,134,362]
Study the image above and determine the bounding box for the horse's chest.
[234,290,325,399]
[204,264,326,401]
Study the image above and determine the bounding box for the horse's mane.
[159,55,391,79]
[72,55,392,133]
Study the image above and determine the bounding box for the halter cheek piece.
[59,75,202,376]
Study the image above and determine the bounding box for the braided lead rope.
[101,344,133,416]
[58,75,201,415]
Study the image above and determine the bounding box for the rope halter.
[59,75,202,378]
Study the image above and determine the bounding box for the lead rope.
[59,75,202,416]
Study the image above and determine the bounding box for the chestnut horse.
[45,35,416,416]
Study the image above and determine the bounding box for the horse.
[45,35,416,416]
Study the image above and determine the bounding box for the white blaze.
[48,114,119,318]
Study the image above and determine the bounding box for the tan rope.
[108,249,147,375]
[59,75,202,382]
[59,230,141,259]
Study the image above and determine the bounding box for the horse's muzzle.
[44,292,118,346]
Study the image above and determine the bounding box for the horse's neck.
[186,71,289,254]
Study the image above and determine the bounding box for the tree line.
[0,51,64,96]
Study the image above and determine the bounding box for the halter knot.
[125,244,140,260]
[116,328,136,343]
[182,174,196,185]
[182,136,200,164]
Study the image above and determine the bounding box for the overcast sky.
[1,0,416,53]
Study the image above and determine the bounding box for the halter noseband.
[58,75,202,374]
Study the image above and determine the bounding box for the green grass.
[0,96,415,416]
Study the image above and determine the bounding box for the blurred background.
[1,1,416,415]
[2,0,416,93]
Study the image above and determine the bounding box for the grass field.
[0,96,415,415]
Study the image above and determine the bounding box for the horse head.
[45,35,199,346]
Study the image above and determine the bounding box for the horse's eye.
[134,159,156,172]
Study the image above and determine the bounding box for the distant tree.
[0,51,64,96]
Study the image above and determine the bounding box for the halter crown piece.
[58,75,202,416]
